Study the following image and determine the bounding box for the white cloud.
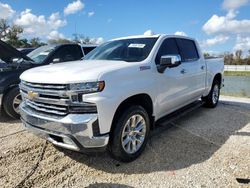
[0,2,15,19]
[88,11,95,17]
[233,35,250,51]
[144,30,154,36]
[222,0,249,10]
[200,35,230,48]
[90,37,104,44]
[14,9,66,39]
[174,31,187,36]
[64,0,84,15]
[202,10,250,35]
[48,31,65,40]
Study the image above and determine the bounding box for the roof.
[111,34,196,41]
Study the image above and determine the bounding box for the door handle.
[180,69,187,74]
[201,65,205,70]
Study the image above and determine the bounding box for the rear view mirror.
[158,55,181,73]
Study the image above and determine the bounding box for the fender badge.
[139,66,151,71]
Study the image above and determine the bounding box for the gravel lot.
[0,97,249,187]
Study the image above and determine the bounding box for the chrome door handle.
[180,69,187,74]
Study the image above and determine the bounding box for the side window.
[155,38,179,64]
[176,39,199,62]
[52,45,83,63]
[83,47,96,55]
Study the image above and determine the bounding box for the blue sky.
[1,0,250,54]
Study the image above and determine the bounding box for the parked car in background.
[18,48,36,55]
[81,44,97,56]
[19,35,224,162]
[0,40,97,118]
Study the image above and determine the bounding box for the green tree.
[5,24,23,47]
[204,52,210,58]
[0,19,24,48]
[47,38,73,44]
[0,19,10,39]
[29,37,46,47]
[224,52,234,65]
[235,50,243,65]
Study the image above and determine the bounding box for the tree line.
[205,50,250,65]
[223,50,250,65]
[0,19,94,48]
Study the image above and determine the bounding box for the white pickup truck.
[19,35,224,162]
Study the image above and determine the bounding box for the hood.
[20,60,129,84]
[0,40,33,63]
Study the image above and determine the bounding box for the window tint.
[155,38,179,64]
[52,45,83,62]
[83,47,96,55]
[176,39,199,62]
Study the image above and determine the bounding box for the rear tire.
[3,87,22,119]
[202,80,220,108]
[108,105,150,162]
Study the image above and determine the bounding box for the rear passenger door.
[176,38,206,99]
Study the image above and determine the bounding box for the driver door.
[155,38,195,118]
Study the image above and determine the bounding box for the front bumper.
[20,102,109,152]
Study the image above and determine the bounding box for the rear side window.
[83,47,96,55]
[176,39,199,62]
[155,38,179,64]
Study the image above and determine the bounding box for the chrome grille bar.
[22,81,67,90]
[26,100,67,116]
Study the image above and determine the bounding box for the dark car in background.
[0,40,97,118]
[18,48,36,55]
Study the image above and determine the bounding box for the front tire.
[108,105,150,162]
[3,87,22,119]
[202,80,220,108]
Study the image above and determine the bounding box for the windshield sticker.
[128,44,146,48]
[39,52,50,56]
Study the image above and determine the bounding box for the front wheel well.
[110,94,154,133]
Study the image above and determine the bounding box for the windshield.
[84,38,158,62]
[27,45,56,64]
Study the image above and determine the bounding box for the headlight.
[69,81,105,93]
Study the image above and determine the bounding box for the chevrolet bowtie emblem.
[27,91,39,99]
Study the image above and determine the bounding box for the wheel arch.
[213,73,222,87]
[110,93,155,134]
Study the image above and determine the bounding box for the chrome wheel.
[12,94,22,114]
[212,84,219,105]
[121,114,146,154]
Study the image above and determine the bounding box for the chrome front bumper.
[20,102,109,152]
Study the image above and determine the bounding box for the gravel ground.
[0,97,249,188]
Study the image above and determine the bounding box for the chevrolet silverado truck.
[19,35,224,162]
[0,40,96,119]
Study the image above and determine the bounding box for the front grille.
[20,81,98,116]
[20,81,69,116]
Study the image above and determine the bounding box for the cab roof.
[111,34,196,41]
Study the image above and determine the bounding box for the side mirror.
[52,58,61,63]
[158,55,181,73]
